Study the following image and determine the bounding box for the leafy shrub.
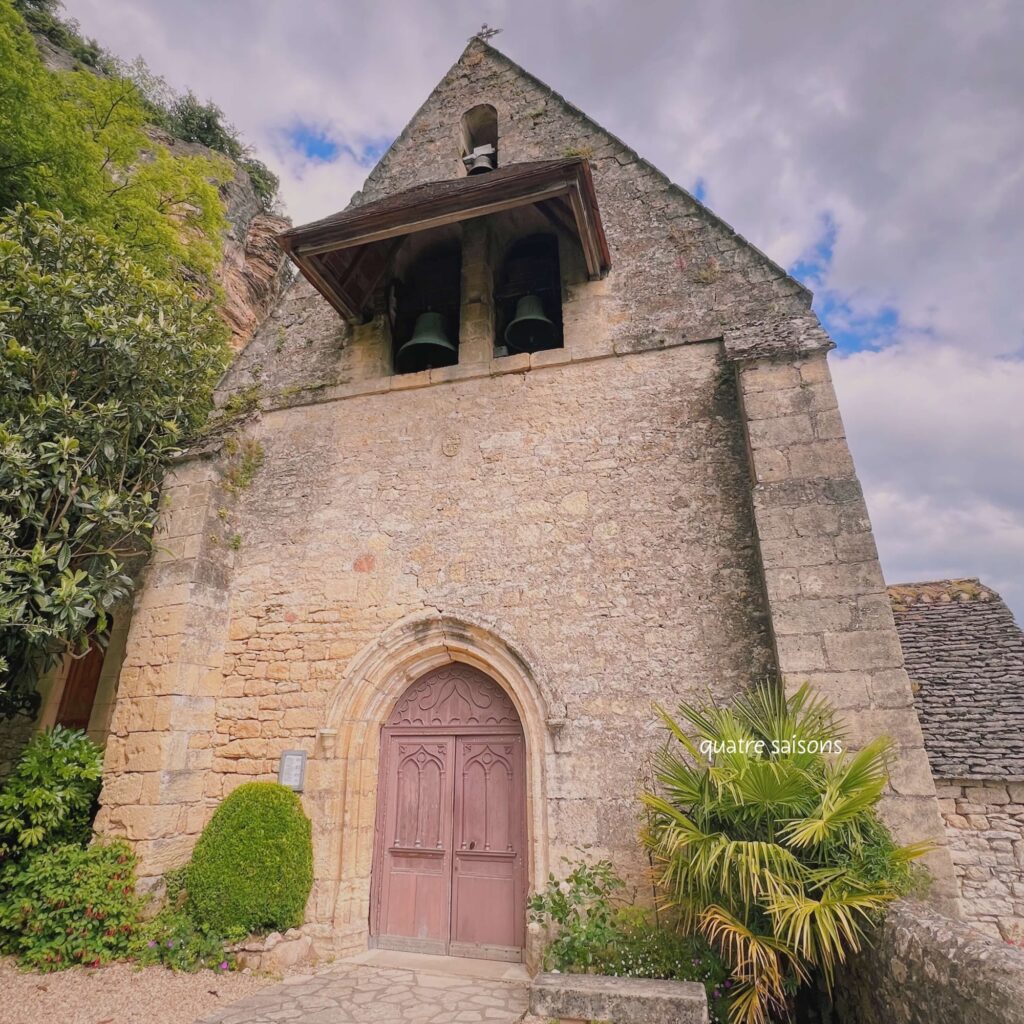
[186,782,313,935]
[0,205,230,714]
[642,679,929,1024]
[13,0,108,68]
[112,57,280,211]
[0,840,141,970]
[155,93,279,211]
[239,156,281,213]
[529,855,625,971]
[529,852,733,1023]
[133,906,241,972]
[1,5,229,281]
[0,726,103,859]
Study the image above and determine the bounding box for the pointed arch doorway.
[369,662,527,962]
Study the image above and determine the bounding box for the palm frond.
[732,679,841,754]
[781,738,892,849]
[765,887,891,985]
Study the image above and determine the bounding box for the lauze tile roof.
[889,578,1024,780]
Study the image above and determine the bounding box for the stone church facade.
[91,40,958,961]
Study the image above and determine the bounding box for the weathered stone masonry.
[732,345,955,904]
[95,39,957,949]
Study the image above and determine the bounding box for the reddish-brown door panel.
[370,664,527,962]
[374,735,454,954]
[56,644,106,731]
[450,735,526,960]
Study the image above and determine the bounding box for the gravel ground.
[0,957,274,1024]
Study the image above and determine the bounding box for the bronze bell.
[395,312,457,374]
[463,144,496,175]
[504,294,556,353]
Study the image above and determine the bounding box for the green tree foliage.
[0,0,229,281]
[0,206,230,713]
[0,839,142,969]
[114,56,280,212]
[12,0,107,68]
[186,782,313,935]
[0,726,103,859]
[641,680,929,1024]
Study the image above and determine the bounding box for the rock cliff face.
[33,38,290,352]
[216,202,291,351]
[148,128,292,351]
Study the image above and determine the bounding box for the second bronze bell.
[504,294,557,354]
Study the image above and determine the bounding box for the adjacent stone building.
[82,39,958,962]
[891,578,1024,940]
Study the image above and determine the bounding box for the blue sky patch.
[788,212,903,353]
[355,137,392,167]
[815,296,902,353]
[285,123,341,161]
[283,124,393,167]
[789,212,837,288]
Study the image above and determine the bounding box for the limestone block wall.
[98,333,778,935]
[732,347,959,910]
[835,901,1024,1024]
[93,457,233,885]
[937,778,1024,939]
[94,39,958,941]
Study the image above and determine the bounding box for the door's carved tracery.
[389,664,519,728]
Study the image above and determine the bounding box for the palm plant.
[641,679,929,1024]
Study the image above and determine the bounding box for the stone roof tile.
[889,578,1024,780]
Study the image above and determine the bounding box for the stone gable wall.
[218,41,810,405]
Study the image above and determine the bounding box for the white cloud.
[270,149,371,227]
[57,0,1024,618]
[833,344,1024,616]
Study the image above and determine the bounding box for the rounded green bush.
[186,782,312,935]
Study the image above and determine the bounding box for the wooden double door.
[370,664,527,962]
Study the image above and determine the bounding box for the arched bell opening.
[495,233,563,355]
[388,230,462,375]
[460,104,498,175]
[369,663,528,962]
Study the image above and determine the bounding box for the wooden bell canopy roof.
[276,158,611,324]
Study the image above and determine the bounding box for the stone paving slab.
[198,955,530,1024]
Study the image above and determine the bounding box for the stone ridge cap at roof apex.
[348,36,812,305]
[888,577,1003,608]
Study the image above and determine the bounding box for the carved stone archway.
[311,611,563,961]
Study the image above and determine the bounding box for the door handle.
[468,840,476,850]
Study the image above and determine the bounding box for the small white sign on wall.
[278,749,308,792]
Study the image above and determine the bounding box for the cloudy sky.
[62,0,1024,618]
